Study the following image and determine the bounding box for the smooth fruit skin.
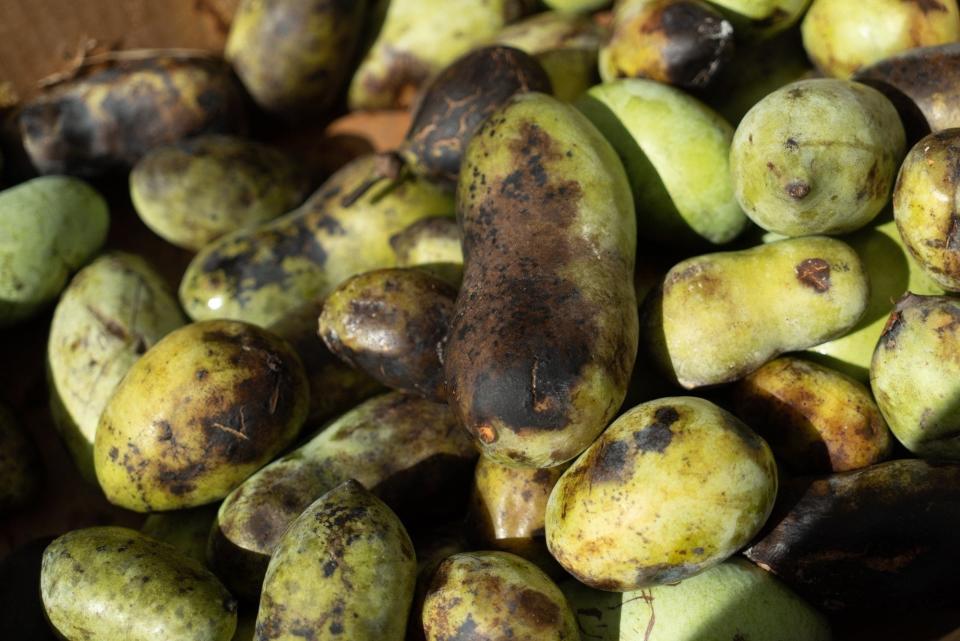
[546,397,777,591]
[130,135,309,251]
[0,176,108,328]
[421,551,579,641]
[48,252,185,482]
[734,356,893,473]
[578,79,747,246]
[806,218,944,380]
[255,480,416,641]
[731,79,906,237]
[319,268,456,401]
[446,91,638,468]
[644,236,869,389]
[704,0,811,39]
[390,217,463,268]
[19,54,247,175]
[41,527,237,641]
[802,0,960,79]
[209,392,476,601]
[893,128,960,291]
[94,320,309,512]
[179,153,453,328]
[870,294,960,459]
[348,0,536,110]
[561,557,832,641]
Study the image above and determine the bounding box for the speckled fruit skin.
[226,0,367,120]
[94,320,309,512]
[446,92,637,469]
[561,557,832,641]
[209,392,476,602]
[19,54,247,176]
[255,480,416,641]
[734,356,893,473]
[806,218,944,380]
[870,294,960,459]
[130,135,309,251]
[348,0,536,110]
[422,551,579,641]
[578,79,747,246]
[545,397,777,591]
[401,46,551,191]
[893,129,960,291]
[0,176,108,328]
[467,453,566,574]
[644,236,869,389]
[41,527,237,641]
[48,252,185,482]
[802,0,960,79]
[731,79,906,237]
[0,403,40,512]
[494,11,605,103]
[599,0,734,90]
[319,268,456,401]
[179,153,453,328]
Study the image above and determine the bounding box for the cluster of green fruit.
[1,0,960,640]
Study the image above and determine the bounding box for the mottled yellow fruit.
[255,480,416,641]
[871,294,960,459]
[94,320,309,512]
[644,236,869,388]
[893,128,960,291]
[41,527,237,641]
[179,153,453,327]
[806,218,944,380]
[546,397,777,591]
[468,454,566,575]
[802,0,960,79]
[734,357,893,473]
[731,79,905,236]
[227,0,367,120]
[348,0,535,110]
[48,252,185,482]
[130,135,309,251]
[422,551,579,641]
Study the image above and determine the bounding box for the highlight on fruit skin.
[801,0,960,79]
[599,0,734,90]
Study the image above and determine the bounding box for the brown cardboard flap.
[0,0,240,101]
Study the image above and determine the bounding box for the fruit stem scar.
[477,424,497,444]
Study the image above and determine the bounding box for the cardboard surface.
[0,0,239,101]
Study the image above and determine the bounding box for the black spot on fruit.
[590,440,630,482]
[795,258,831,293]
[634,406,679,453]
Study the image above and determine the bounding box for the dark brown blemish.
[786,181,811,200]
[656,0,733,89]
[513,588,560,627]
[795,258,831,293]
[589,440,630,482]
[784,138,799,151]
[634,406,679,453]
[404,46,551,187]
